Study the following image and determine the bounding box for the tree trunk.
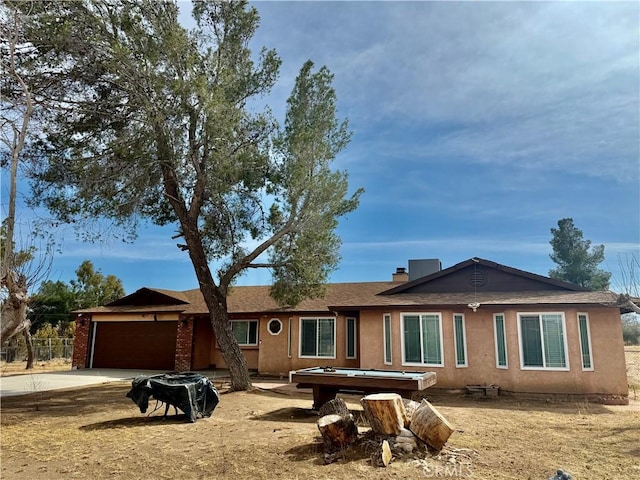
[1,12,34,345]
[208,303,252,391]
[0,272,29,345]
[23,328,34,369]
[158,136,252,391]
[409,399,454,451]
[360,393,407,436]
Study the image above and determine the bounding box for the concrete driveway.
[0,369,164,398]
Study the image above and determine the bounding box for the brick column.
[72,316,91,369]
[175,317,194,372]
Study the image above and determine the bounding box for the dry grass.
[1,350,639,478]
[625,347,640,393]
[1,381,639,480]
[1,358,72,376]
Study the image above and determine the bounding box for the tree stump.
[317,413,359,454]
[318,397,351,419]
[360,393,407,435]
[402,398,421,427]
[409,399,454,451]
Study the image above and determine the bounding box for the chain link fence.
[0,338,74,363]
[625,347,640,399]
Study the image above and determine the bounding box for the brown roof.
[77,283,620,315]
[330,290,620,309]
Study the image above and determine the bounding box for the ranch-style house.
[72,257,630,404]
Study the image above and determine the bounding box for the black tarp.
[126,372,220,423]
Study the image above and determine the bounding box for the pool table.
[290,367,437,410]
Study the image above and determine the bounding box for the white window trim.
[346,317,357,359]
[287,317,292,358]
[517,312,570,371]
[493,313,508,369]
[453,313,468,368]
[230,319,259,346]
[298,317,336,359]
[577,312,594,371]
[400,312,444,367]
[267,318,283,336]
[383,313,392,365]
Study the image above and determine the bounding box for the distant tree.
[614,252,640,315]
[70,261,125,309]
[621,314,640,345]
[28,280,76,329]
[549,218,611,290]
[17,1,362,390]
[28,261,125,330]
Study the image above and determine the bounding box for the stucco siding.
[358,307,628,398]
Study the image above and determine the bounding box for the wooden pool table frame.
[290,367,437,410]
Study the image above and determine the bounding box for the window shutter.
[521,315,543,367]
[403,315,421,363]
[578,314,592,369]
[384,314,392,364]
[300,319,317,356]
[422,314,441,364]
[542,314,566,368]
[495,315,507,367]
[454,315,466,366]
[317,318,335,357]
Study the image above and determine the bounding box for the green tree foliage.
[28,261,124,330]
[70,260,125,309]
[15,1,362,390]
[549,218,611,290]
[28,280,76,328]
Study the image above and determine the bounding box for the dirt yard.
[1,375,639,480]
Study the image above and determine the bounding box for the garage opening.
[91,321,178,370]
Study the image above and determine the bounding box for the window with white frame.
[402,313,443,366]
[518,313,568,370]
[287,318,292,358]
[578,313,593,370]
[383,314,392,365]
[231,320,258,346]
[346,317,357,359]
[299,317,335,358]
[453,314,467,367]
[493,313,508,368]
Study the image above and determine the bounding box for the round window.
[267,318,283,335]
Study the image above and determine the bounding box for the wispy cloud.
[256,1,638,184]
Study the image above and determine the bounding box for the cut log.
[360,393,407,435]
[401,398,421,427]
[318,397,351,419]
[409,399,454,451]
[381,440,393,467]
[317,413,359,453]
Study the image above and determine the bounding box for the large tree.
[549,218,611,290]
[17,0,362,390]
[0,3,37,344]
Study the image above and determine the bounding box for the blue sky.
[4,0,639,295]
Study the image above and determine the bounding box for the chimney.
[408,259,442,281]
[392,267,409,282]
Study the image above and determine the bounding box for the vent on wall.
[468,270,487,288]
